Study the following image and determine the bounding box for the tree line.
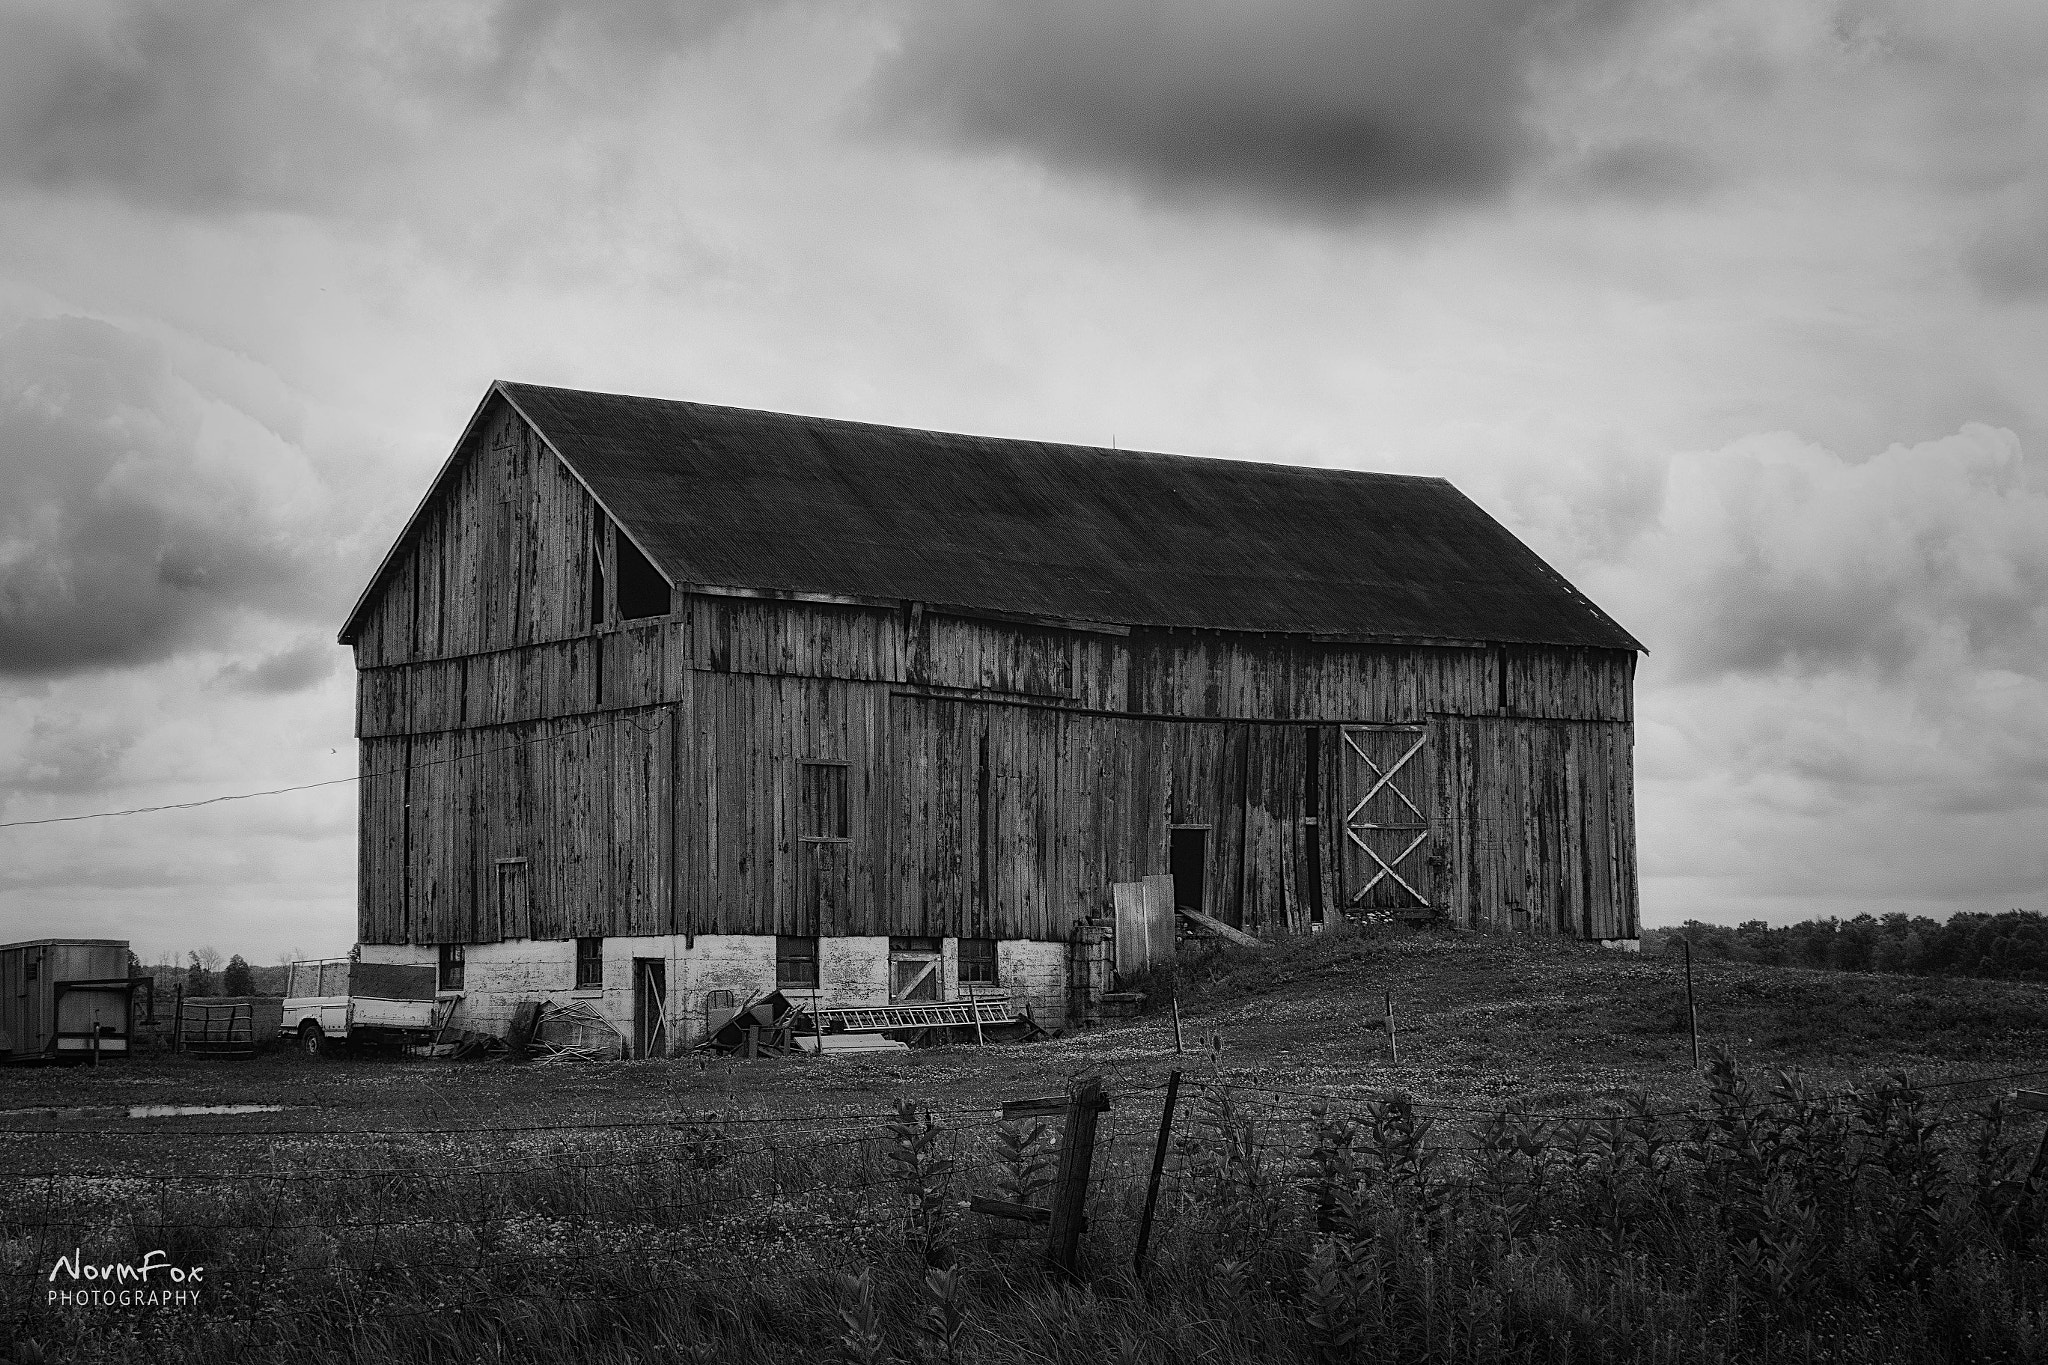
[1643,909,2048,981]
[132,946,301,999]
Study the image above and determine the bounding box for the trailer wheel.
[298,1023,326,1059]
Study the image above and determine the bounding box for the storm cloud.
[0,316,333,677]
[875,0,1644,211]
[0,0,745,215]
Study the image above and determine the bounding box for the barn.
[338,383,1643,1051]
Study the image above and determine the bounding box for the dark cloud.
[874,0,1644,211]
[215,637,340,695]
[0,1,745,214]
[0,316,334,677]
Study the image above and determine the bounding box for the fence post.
[173,985,184,1054]
[1683,938,1700,1069]
[1045,1074,1106,1283]
[1133,1069,1182,1276]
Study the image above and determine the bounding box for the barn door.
[890,937,942,1002]
[633,958,667,1058]
[1338,724,1433,911]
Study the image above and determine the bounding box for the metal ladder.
[817,1000,1013,1032]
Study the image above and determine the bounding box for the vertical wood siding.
[351,400,603,668]
[348,406,1638,948]
[1430,717,1638,940]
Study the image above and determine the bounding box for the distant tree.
[186,951,215,998]
[222,954,255,997]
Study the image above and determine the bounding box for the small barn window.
[615,533,671,620]
[575,937,603,990]
[776,936,819,989]
[800,763,850,841]
[438,943,465,993]
[958,938,998,985]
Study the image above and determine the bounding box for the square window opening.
[776,936,819,990]
[575,937,604,990]
[959,938,998,985]
[438,943,465,993]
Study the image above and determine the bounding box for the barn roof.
[341,382,1642,651]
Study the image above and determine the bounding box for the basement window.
[776,936,819,990]
[438,943,465,993]
[575,937,603,991]
[615,532,672,620]
[958,938,998,985]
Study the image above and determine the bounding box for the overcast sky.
[2,0,2045,964]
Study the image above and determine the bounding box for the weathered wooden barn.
[339,383,1642,1050]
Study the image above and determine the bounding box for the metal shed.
[0,939,140,1062]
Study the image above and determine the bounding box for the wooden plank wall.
[352,400,600,668]
[885,698,1325,941]
[356,709,675,945]
[357,677,1637,945]
[346,405,1638,946]
[685,673,890,939]
[1430,717,1638,941]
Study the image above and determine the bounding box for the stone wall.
[356,933,1076,1052]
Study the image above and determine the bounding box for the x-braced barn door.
[1339,724,1433,913]
[633,958,667,1059]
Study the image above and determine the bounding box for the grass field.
[7,926,2048,1363]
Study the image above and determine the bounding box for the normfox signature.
[46,1249,204,1308]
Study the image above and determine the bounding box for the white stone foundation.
[357,933,1076,1054]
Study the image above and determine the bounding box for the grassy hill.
[1143,922,2048,1109]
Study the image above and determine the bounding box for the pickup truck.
[282,957,446,1057]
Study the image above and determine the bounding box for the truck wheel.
[298,1023,326,1059]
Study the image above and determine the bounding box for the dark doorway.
[633,958,667,1059]
[1170,826,1208,917]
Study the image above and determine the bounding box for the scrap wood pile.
[514,998,626,1062]
[695,990,813,1057]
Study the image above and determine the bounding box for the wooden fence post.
[1133,1069,1182,1276]
[1045,1075,1106,1283]
[172,985,184,1054]
[1683,938,1700,1069]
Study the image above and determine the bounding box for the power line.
[0,776,361,829]
[0,707,671,830]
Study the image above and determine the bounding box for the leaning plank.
[1176,906,1267,949]
[1002,1094,1111,1119]
[969,1196,1052,1224]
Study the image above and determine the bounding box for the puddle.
[0,1103,288,1122]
